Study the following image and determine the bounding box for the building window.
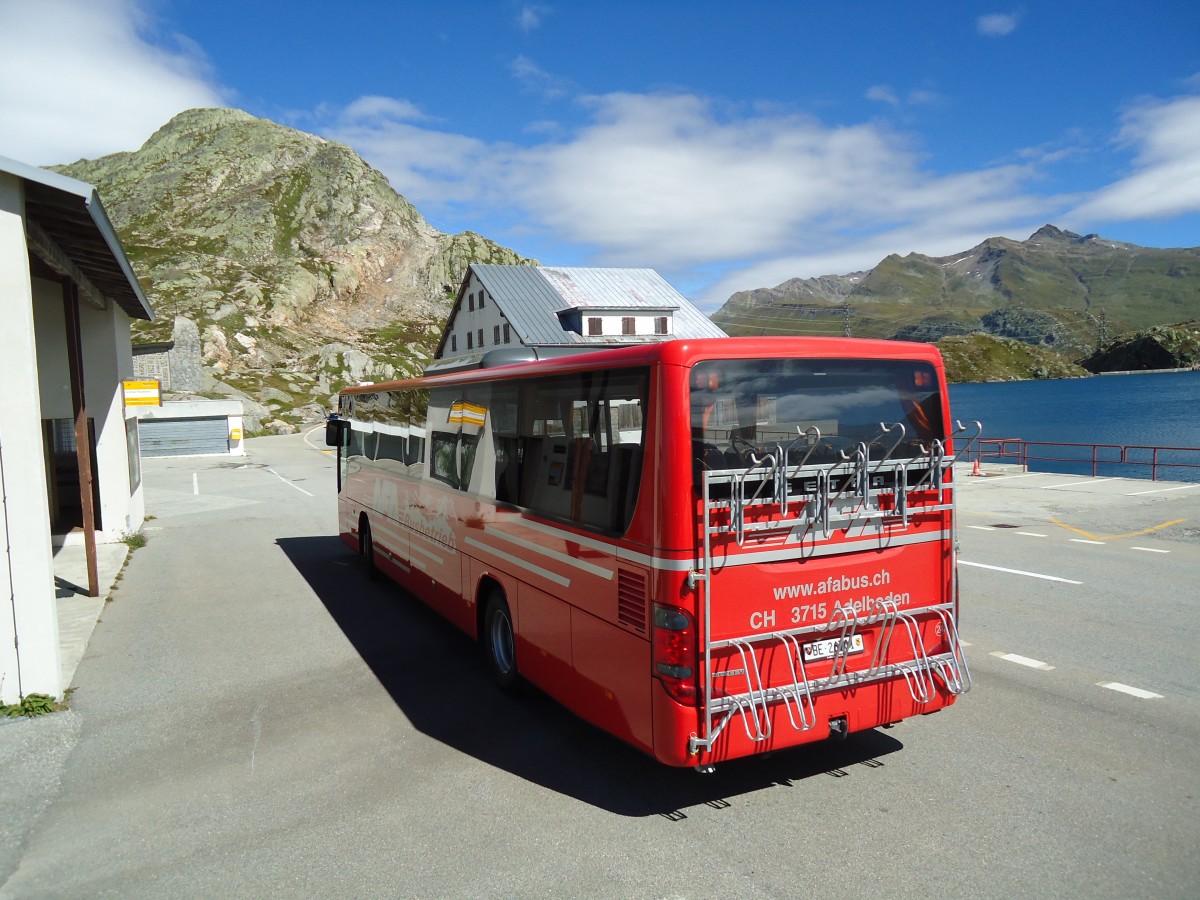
[493,325,501,344]
[588,317,603,336]
[479,292,486,308]
[621,317,636,336]
[467,331,473,350]
[451,334,457,352]
[503,323,511,344]
[655,316,668,335]
[468,293,475,311]
[478,328,485,347]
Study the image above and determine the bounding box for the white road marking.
[967,525,995,531]
[1126,483,1200,496]
[266,467,314,497]
[192,473,199,495]
[960,560,1082,584]
[1132,546,1170,554]
[991,652,1055,670]
[1097,682,1163,700]
[969,472,1040,483]
[1041,477,1119,489]
[1017,532,1048,538]
[1070,539,1106,545]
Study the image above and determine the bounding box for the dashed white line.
[1097,682,1163,700]
[960,560,1082,584]
[1017,532,1048,538]
[1070,538,1106,545]
[991,652,1055,671]
[967,525,995,531]
[192,473,199,495]
[1132,546,1170,554]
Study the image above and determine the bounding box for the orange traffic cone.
[971,458,982,477]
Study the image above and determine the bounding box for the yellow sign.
[123,379,161,407]
[449,401,486,427]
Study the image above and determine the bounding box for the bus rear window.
[690,358,944,470]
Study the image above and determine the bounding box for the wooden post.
[63,279,99,598]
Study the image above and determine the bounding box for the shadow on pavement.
[277,535,905,817]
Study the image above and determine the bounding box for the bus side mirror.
[325,418,350,448]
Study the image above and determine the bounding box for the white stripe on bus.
[482,526,614,580]
[464,536,571,588]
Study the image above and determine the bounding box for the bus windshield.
[690,358,945,471]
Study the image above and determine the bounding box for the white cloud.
[502,93,1043,269]
[0,0,226,165]
[1069,93,1200,223]
[517,5,548,33]
[340,96,427,124]
[511,55,574,100]
[866,85,900,107]
[977,13,1020,37]
[324,89,1053,300]
[866,85,940,108]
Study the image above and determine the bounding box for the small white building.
[428,265,726,371]
[1,155,154,704]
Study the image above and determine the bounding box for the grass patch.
[121,531,147,551]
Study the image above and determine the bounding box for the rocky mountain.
[55,108,534,430]
[713,226,1200,361]
[1080,321,1200,373]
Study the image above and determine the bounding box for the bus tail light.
[653,604,698,705]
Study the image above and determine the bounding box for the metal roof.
[463,264,725,349]
[1,154,154,321]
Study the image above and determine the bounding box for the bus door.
[411,386,465,618]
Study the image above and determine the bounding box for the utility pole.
[841,306,852,338]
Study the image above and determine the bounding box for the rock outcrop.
[55,108,535,424]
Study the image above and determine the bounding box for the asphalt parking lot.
[2,433,1197,898]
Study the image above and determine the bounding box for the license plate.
[802,634,865,662]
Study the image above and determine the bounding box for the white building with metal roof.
[428,264,726,371]
[1,154,154,704]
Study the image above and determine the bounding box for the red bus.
[328,337,973,769]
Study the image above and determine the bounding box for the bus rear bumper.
[652,677,959,767]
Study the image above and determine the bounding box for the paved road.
[2,437,1197,898]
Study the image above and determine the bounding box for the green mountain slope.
[714,226,1200,361]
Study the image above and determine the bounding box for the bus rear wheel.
[483,592,518,692]
[359,516,377,581]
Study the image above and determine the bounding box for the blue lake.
[948,370,1200,480]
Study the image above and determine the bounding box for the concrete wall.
[0,172,61,704]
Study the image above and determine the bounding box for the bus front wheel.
[483,592,518,692]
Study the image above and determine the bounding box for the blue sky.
[2,1,1198,311]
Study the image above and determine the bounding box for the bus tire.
[483,591,518,692]
[359,516,378,581]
